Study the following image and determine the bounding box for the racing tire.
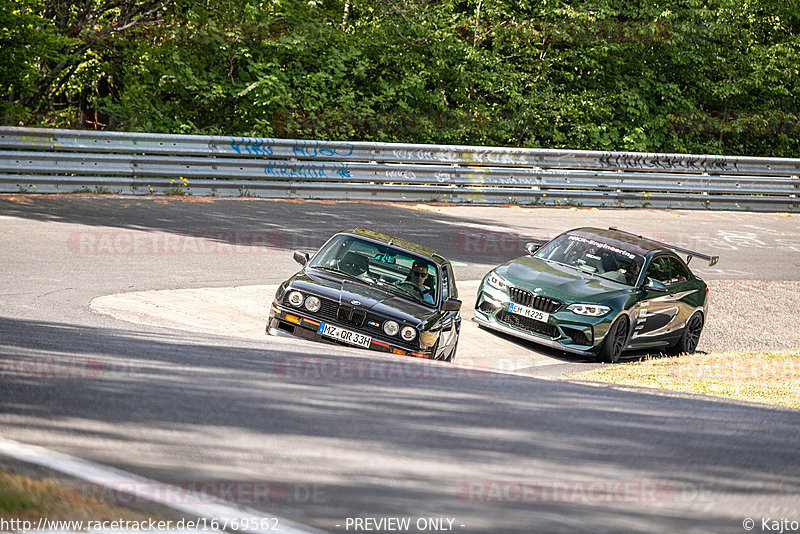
[668,312,704,355]
[596,316,629,363]
[266,318,279,336]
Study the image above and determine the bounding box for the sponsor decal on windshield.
[568,235,638,260]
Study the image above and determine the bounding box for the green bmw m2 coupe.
[474,227,719,362]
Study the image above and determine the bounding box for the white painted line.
[0,438,325,534]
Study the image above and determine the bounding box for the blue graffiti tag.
[292,140,355,158]
[230,137,274,156]
[264,161,329,179]
[334,162,351,178]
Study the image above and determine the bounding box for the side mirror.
[293,250,310,266]
[442,298,462,312]
[524,242,541,255]
[643,277,668,292]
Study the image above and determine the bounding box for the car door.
[663,255,700,334]
[631,255,683,343]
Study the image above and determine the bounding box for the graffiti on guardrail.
[292,139,355,158]
[456,150,530,166]
[230,137,274,156]
[387,147,530,166]
[264,161,350,179]
[385,170,417,180]
[19,135,63,148]
[3,127,799,211]
[230,137,356,160]
[597,153,738,172]
[390,148,441,163]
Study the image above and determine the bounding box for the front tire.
[596,316,629,363]
[669,312,704,355]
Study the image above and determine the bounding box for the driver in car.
[401,260,435,304]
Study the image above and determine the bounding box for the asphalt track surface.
[1,196,800,534]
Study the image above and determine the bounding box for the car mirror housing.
[293,250,310,266]
[643,277,668,292]
[524,242,541,255]
[442,298,462,312]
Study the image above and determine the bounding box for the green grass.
[574,350,800,409]
[0,470,166,522]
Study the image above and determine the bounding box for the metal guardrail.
[1,126,798,211]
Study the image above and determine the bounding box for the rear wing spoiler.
[609,228,719,266]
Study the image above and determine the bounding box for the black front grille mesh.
[497,310,559,338]
[336,305,366,327]
[563,326,591,346]
[319,298,339,319]
[477,301,500,314]
[508,287,563,313]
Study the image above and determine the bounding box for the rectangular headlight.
[567,304,611,317]
[487,272,507,291]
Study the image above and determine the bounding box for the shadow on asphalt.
[0,196,552,271]
[2,316,799,534]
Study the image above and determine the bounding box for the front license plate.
[509,303,550,324]
[318,322,372,348]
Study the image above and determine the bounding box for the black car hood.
[288,269,436,324]
[497,257,631,302]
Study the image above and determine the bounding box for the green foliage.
[2,0,799,156]
[0,0,74,123]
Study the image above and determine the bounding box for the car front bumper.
[268,303,435,359]
[473,285,615,356]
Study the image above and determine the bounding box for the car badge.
[350,300,361,306]
[533,288,543,293]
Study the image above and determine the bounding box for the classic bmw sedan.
[268,228,462,361]
[474,227,718,362]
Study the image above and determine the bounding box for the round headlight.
[383,320,400,336]
[304,296,321,312]
[287,291,304,307]
[400,326,417,342]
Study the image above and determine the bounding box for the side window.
[646,257,671,283]
[441,265,451,299]
[666,257,690,285]
[445,264,457,299]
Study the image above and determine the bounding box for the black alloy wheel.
[597,317,629,363]
[670,313,704,355]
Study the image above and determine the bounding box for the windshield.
[309,235,439,305]
[534,232,645,286]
